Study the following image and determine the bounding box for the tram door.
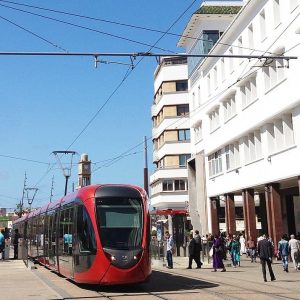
[58,206,74,278]
[48,211,58,269]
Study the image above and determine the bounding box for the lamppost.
[25,187,38,212]
[52,151,77,196]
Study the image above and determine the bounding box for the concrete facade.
[150,57,190,212]
[179,0,300,242]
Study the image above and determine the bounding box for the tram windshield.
[96,197,143,250]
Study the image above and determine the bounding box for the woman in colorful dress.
[231,236,241,267]
[212,234,226,272]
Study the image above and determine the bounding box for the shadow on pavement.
[78,270,218,294]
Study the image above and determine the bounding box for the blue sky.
[0,0,201,209]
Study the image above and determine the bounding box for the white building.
[179,0,300,248]
[150,56,190,236]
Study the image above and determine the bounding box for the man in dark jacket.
[187,231,202,269]
[257,234,276,282]
[194,230,203,268]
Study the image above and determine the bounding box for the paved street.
[0,254,299,299]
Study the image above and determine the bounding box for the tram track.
[155,268,300,300]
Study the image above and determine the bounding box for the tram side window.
[59,207,74,255]
[77,205,96,254]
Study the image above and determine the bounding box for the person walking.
[257,234,276,282]
[247,236,257,263]
[239,234,246,255]
[278,234,289,272]
[13,229,21,259]
[187,233,196,269]
[289,234,299,271]
[212,234,226,272]
[165,231,174,269]
[0,230,4,260]
[3,227,10,260]
[231,236,241,267]
[194,230,203,268]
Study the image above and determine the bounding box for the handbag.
[209,247,213,257]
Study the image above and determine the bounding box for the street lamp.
[25,188,38,212]
[52,150,77,196]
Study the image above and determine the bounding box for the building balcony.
[152,117,190,138]
[152,92,189,117]
[150,167,188,184]
[150,192,189,210]
[157,141,191,161]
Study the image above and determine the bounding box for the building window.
[194,121,202,143]
[208,150,223,177]
[213,66,218,90]
[273,0,281,28]
[263,58,285,91]
[178,129,190,141]
[225,142,240,171]
[268,114,295,154]
[177,104,189,116]
[209,106,220,132]
[228,48,234,74]
[207,74,211,96]
[174,179,187,191]
[179,154,191,167]
[176,80,188,91]
[260,10,266,41]
[248,24,254,49]
[197,85,201,106]
[238,36,243,64]
[162,180,173,191]
[220,58,225,81]
[241,76,257,108]
[223,93,236,122]
[244,130,262,164]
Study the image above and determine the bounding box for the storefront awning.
[150,209,188,215]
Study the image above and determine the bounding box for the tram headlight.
[111,255,116,261]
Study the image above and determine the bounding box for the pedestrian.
[246,236,257,263]
[212,234,226,272]
[0,230,4,260]
[3,227,10,260]
[239,234,246,255]
[257,234,276,282]
[194,230,203,268]
[278,234,289,272]
[13,228,21,259]
[231,236,241,267]
[202,234,208,257]
[288,234,300,271]
[165,231,174,269]
[187,233,195,269]
[187,231,202,269]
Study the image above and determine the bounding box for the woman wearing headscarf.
[212,234,226,272]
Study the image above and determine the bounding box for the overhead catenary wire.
[0,2,176,54]
[0,0,279,56]
[0,153,50,165]
[0,14,68,52]
[28,0,198,195]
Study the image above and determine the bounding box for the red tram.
[13,184,152,285]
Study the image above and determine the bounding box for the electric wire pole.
[143,136,149,196]
[50,175,54,202]
[19,172,27,217]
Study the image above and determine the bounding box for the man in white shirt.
[288,234,300,270]
[165,231,174,269]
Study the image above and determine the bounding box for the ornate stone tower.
[78,153,91,188]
